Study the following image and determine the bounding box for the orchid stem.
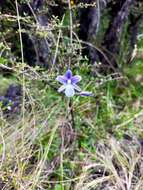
[67,98,75,128]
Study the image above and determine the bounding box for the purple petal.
[65,69,72,79]
[58,85,66,92]
[79,91,93,96]
[71,75,81,84]
[56,75,67,84]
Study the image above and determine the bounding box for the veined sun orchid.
[56,69,92,97]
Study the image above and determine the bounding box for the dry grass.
[74,137,143,190]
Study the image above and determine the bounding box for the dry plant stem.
[0,128,6,169]
[68,0,73,46]
[67,0,73,68]
[15,0,26,145]
[15,2,27,185]
[52,15,65,68]
[27,2,38,23]
[116,108,143,129]
[96,0,100,34]
[60,125,64,189]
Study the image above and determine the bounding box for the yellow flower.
[70,0,75,6]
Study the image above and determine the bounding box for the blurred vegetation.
[0,0,143,189]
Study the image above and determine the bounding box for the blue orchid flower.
[56,69,92,97]
[56,69,81,97]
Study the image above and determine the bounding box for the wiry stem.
[69,98,75,128]
[66,98,75,128]
[67,0,73,68]
[15,0,26,141]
